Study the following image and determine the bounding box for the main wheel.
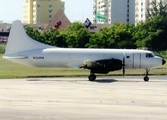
[144,76,149,82]
[88,75,96,81]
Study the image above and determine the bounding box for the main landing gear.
[88,72,96,81]
[144,69,150,82]
[88,69,151,82]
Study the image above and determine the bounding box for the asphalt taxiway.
[0,76,167,120]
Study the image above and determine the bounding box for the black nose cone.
[162,59,166,65]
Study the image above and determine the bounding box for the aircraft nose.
[162,59,166,65]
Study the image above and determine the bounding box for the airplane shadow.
[27,77,167,83]
[27,78,118,83]
[94,79,118,83]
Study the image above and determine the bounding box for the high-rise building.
[135,0,167,24]
[23,0,64,24]
[93,0,135,24]
[135,0,150,23]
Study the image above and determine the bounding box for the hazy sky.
[0,0,93,23]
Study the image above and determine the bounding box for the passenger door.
[124,53,133,69]
[133,53,141,69]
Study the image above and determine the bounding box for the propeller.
[122,54,125,77]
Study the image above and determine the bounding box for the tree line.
[25,0,167,51]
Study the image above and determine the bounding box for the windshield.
[146,53,154,58]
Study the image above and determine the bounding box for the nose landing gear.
[144,69,150,82]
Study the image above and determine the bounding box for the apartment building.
[135,0,148,23]
[135,0,167,24]
[93,0,135,24]
[23,0,65,24]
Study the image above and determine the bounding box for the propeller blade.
[123,54,125,77]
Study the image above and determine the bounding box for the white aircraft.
[3,20,166,81]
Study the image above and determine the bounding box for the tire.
[88,75,96,81]
[144,76,149,82]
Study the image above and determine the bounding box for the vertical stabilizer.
[4,20,53,56]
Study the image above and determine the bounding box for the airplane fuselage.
[7,48,163,70]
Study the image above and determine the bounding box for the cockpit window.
[146,53,154,58]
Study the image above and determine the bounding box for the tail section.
[4,20,53,56]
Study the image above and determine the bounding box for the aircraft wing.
[79,58,122,74]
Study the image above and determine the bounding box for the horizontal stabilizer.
[3,56,28,59]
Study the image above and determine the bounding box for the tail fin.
[4,20,53,56]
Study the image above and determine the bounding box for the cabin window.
[146,53,154,58]
[126,56,130,58]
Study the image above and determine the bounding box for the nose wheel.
[144,69,150,82]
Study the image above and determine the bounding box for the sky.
[0,0,93,23]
